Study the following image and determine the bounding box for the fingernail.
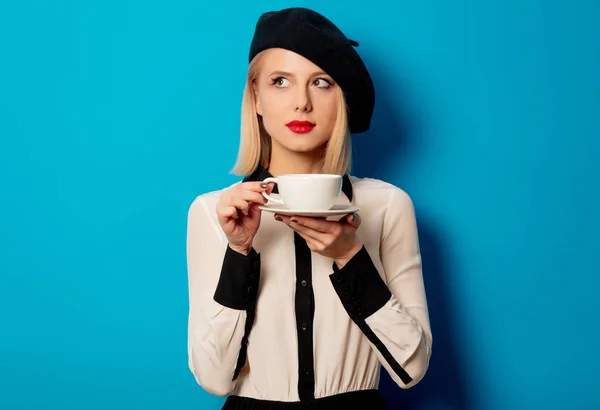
[260,183,268,188]
[290,218,298,223]
[275,216,282,221]
[352,213,357,221]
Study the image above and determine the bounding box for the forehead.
[260,48,327,75]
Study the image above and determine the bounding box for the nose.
[294,87,312,113]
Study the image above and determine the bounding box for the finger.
[282,216,329,243]
[247,202,263,216]
[240,181,273,193]
[288,215,336,233]
[264,183,275,195]
[238,185,275,206]
[294,230,324,251]
[219,214,238,235]
[345,212,361,228]
[238,189,268,205]
[230,184,267,203]
[217,205,239,220]
[227,197,251,216]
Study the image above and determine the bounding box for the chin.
[284,131,329,151]
[282,139,327,153]
[267,127,330,154]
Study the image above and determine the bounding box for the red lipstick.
[286,120,316,134]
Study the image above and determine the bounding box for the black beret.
[249,7,375,134]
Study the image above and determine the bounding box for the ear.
[252,81,263,116]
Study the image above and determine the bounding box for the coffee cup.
[261,174,342,211]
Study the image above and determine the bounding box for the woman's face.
[253,48,339,155]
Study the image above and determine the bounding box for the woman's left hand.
[275,212,363,268]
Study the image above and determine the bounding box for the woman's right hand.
[216,181,272,255]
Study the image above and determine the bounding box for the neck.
[267,143,326,176]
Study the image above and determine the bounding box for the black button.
[253,260,260,269]
[301,323,307,331]
[247,286,253,293]
[302,368,311,376]
[300,280,307,287]
[344,286,349,294]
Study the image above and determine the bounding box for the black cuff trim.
[330,246,391,322]
[330,246,413,385]
[357,321,414,385]
[213,245,261,310]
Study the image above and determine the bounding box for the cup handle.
[262,177,284,204]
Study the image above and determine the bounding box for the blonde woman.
[187,7,432,409]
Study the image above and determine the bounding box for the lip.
[286,120,316,134]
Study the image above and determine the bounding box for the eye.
[313,78,332,88]
[271,77,291,88]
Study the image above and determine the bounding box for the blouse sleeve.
[329,187,432,389]
[186,195,261,396]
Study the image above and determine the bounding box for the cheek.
[315,93,338,129]
[259,90,288,119]
[260,102,281,133]
[258,91,289,138]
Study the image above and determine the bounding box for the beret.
[249,7,375,134]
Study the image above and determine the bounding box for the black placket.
[242,164,354,402]
[294,231,315,401]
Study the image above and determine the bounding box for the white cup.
[262,174,342,211]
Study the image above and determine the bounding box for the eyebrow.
[268,70,330,78]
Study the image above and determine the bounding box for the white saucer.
[258,204,359,217]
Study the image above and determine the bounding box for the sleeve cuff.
[213,245,261,310]
[330,246,391,322]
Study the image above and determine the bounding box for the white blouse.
[186,166,433,403]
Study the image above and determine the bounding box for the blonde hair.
[231,50,353,176]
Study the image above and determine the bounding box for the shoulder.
[349,176,415,211]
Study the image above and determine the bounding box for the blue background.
[1,1,598,409]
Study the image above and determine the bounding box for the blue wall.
[1,1,598,409]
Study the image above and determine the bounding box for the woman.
[187,7,432,409]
